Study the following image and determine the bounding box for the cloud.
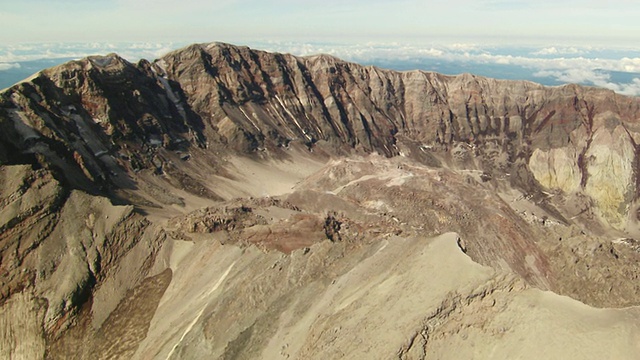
[531,46,584,56]
[620,57,640,73]
[533,69,608,84]
[615,78,640,96]
[235,41,640,96]
[0,42,183,63]
[534,69,640,96]
[259,42,639,74]
[1,40,639,96]
[259,41,640,95]
[0,63,20,71]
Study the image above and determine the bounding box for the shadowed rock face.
[2,43,640,359]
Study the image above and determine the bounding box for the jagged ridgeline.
[2,43,640,359]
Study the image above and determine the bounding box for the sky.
[1,1,640,95]
[1,0,639,46]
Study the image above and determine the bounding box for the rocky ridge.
[1,43,640,359]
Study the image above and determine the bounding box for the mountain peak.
[86,53,129,67]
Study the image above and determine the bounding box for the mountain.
[1,42,640,359]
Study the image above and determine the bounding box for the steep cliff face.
[2,43,640,359]
[4,42,639,228]
[1,43,639,215]
[529,110,639,229]
[159,44,640,229]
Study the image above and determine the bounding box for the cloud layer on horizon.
[1,41,639,96]
[0,62,20,71]
[0,42,182,63]
[255,41,640,96]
